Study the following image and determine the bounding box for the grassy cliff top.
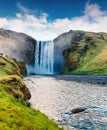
[62,31,107,75]
[0,53,27,77]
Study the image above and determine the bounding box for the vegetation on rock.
[0,54,63,130]
[62,31,107,75]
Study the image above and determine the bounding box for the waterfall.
[34,41,54,74]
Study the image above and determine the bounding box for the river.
[24,75,107,130]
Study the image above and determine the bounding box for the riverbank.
[24,75,107,130]
[54,75,107,85]
[0,54,62,130]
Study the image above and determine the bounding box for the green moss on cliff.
[0,54,21,77]
[13,59,27,77]
[0,76,62,130]
[0,54,63,130]
[62,31,107,75]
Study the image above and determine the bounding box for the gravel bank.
[54,75,107,85]
[24,75,107,130]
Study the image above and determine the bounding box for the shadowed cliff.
[0,28,35,64]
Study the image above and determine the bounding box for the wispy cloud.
[0,2,107,40]
[17,2,31,14]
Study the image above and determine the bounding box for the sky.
[0,0,107,40]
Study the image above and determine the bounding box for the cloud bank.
[0,2,107,40]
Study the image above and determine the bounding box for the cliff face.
[54,30,75,73]
[1,28,107,75]
[0,28,35,64]
[0,53,27,77]
[0,53,31,106]
[54,30,107,75]
[61,30,107,75]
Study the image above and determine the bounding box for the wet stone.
[71,107,87,114]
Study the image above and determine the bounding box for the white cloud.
[0,2,107,40]
[84,3,107,18]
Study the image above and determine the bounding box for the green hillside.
[62,31,107,75]
[0,54,62,130]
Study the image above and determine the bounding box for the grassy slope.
[62,31,107,75]
[0,54,63,130]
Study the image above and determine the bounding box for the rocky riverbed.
[24,75,107,130]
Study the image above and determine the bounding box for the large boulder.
[0,28,35,64]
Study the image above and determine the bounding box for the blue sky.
[0,0,87,18]
[0,0,107,40]
[0,0,107,19]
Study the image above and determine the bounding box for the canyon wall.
[54,30,75,73]
[0,28,35,64]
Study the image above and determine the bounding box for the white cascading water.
[34,41,54,74]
